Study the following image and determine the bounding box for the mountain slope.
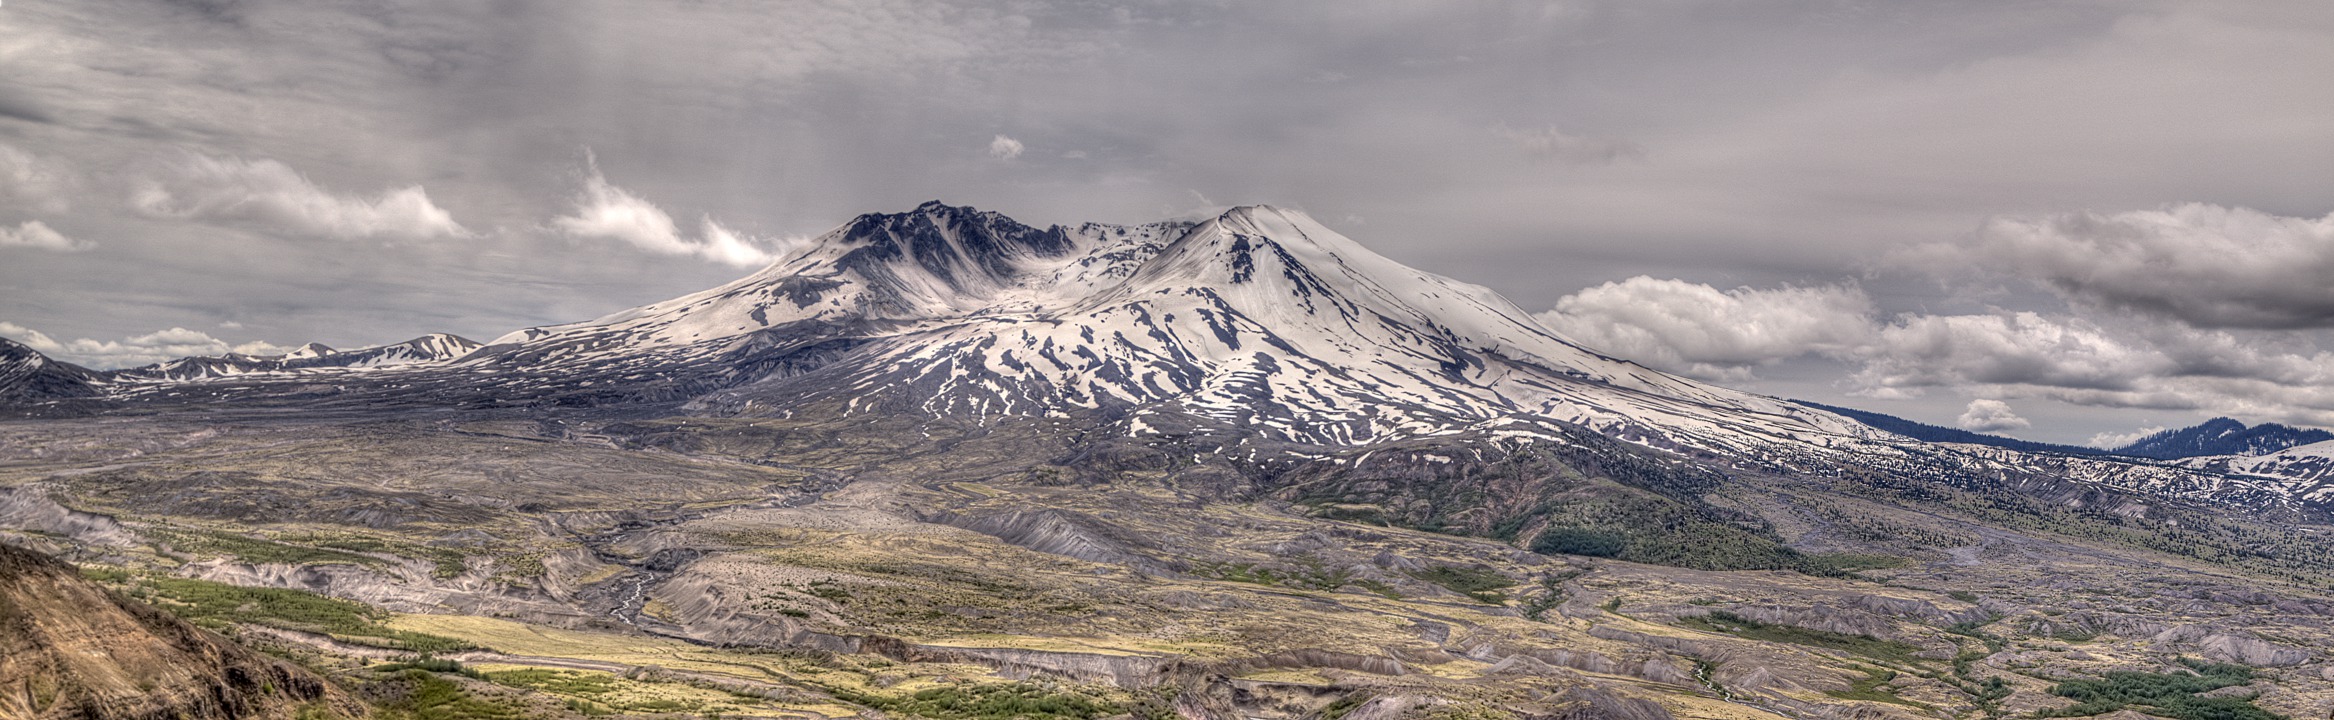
[0,541,358,719]
[0,338,101,406]
[1794,400,2119,457]
[2117,417,2334,460]
[2179,440,2334,498]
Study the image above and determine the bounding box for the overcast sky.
[2,0,2331,444]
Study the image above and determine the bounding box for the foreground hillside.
[0,540,361,719]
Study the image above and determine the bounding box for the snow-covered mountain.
[108,333,482,383]
[0,338,101,405]
[2179,440,2334,496]
[453,202,1871,454]
[3,202,2318,511]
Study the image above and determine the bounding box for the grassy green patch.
[485,668,621,697]
[138,576,472,654]
[1680,611,1922,666]
[484,667,769,715]
[1826,665,1934,710]
[1520,568,1586,621]
[151,528,381,568]
[2040,658,2279,720]
[1195,560,1351,591]
[281,531,473,579]
[375,669,526,720]
[1319,692,1372,720]
[1408,565,1513,604]
[835,681,1123,720]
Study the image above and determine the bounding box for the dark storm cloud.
[1536,277,2334,429]
[1905,204,2334,330]
[0,88,57,125]
[0,0,2329,439]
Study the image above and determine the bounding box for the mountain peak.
[2117,417,2334,460]
[0,337,102,405]
[283,342,336,360]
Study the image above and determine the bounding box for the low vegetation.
[1196,560,1352,590]
[128,574,473,654]
[280,531,473,579]
[1826,665,1933,710]
[1679,611,1922,666]
[372,669,526,720]
[1408,565,1513,604]
[373,657,487,680]
[483,668,766,716]
[149,528,381,568]
[832,681,1125,720]
[2040,659,2280,720]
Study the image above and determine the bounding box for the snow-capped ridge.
[2180,438,2334,487]
[470,200,1876,451]
[111,333,483,381]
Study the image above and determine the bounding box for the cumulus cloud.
[1914,203,2334,329]
[1536,276,1873,380]
[131,154,472,242]
[2086,426,2165,449]
[1539,277,2334,425]
[1495,125,1644,165]
[1852,313,2151,392]
[0,321,288,369]
[551,160,782,268]
[988,135,1025,160]
[1850,312,2334,399]
[0,221,91,252]
[1956,399,2031,433]
[0,143,71,214]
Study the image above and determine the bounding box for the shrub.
[1530,528,1625,557]
[2041,658,2279,720]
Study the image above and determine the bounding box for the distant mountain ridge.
[2116,418,2334,460]
[113,333,483,382]
[1790,400,2120,457]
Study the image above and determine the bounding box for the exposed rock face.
[925,508,1171,574]
[0,486,140,549]
[2197,632,2314,667]
[1725,605,1898,639]
[0,541,361,719]
[1545,686,1678,720]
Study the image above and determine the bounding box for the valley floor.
[5,411,2333,720]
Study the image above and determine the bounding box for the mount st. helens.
[15,203,2334,720]
[4,202,2327,508]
